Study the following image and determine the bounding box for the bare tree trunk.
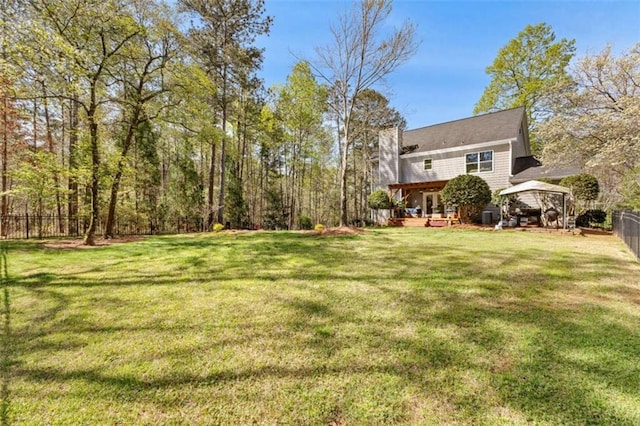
[288,142,297,229]
[339,129,349,227]
[104,111,140,238]
[314,1,417,227]
[83,83,99,246]
[216,69,228,225]
[31,99,37,150]
[0,10,7,236]
[68,97,79,236]
[353,149,358,224]
[84,118,99,245]
[1,89,8,237]
[299,159,306,221]
[42,83,64,232]
[258,154,264,227]
[207,137,217,229]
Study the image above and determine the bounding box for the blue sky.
[256,0,640,129]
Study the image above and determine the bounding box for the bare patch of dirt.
[312,226,367,237]
[579,228,613,236]
[490,355,515,373]
[40,236,145,250]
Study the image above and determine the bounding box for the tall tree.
[474,23,575,154]
[31,0,142,244]
[350,88,405,222]
[179,0,271,228]
[10,151,65,238]
[0,0,26,235]
[226,160,249,228]
[275,61,328,228]
[257,104,287,229]
[539,44,640,209]
[132,118,161,232]
[313,0,418,226]
[104,1,178,238]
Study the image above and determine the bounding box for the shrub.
[368,189,392,210]
[619,167,640,210]
[314,224,325,232]
[213,223,225,232]
[560,174,599,204]
[576,209,607,227]
[299,215,313,230]
[441,175,491,223]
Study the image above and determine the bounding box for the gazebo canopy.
[500,180,570,196]
[498,180,571,229]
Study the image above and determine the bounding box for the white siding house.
[373,107,571,223]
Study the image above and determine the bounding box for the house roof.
[512,156,542,175]
[401,107,526,155]
[510,163,581,184]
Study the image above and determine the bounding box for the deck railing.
[612,210,640,261]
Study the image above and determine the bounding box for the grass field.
[1,227,640,424]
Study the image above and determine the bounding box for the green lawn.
[2,227,640,424]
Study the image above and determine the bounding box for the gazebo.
[499,180,572,229]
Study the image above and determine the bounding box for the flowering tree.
[540,44,640,209]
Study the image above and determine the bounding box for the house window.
[466,150,493,173]
[423,159,432,170]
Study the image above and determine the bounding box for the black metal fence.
[612,210,640,261]
[0,215,205,240]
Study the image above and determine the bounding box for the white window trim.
[465,149,494,173]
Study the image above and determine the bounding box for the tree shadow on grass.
[1,247,12,426]
[373,244,640,423]
[5,230,640,423]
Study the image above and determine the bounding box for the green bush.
[368,189,392,210]
[441,175,491,223]
[560,174,599,202]
[314,224,325,232]
[213,223,225,232]
[576,209,607,227]
[619,167,640,210]
[299,215,313,230]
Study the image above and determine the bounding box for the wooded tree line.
[0,0,410,243]
[4,2,634,244]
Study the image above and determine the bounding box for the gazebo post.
[562,193,567,229]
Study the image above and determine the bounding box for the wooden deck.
[388,217,459,227]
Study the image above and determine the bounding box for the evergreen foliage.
[298,215,313,230]
[262,172,289,230]
[168,147,204,221]
[560,174,599,215]
[226,162,249,229]
[441,175,491,223]
[368,189,392,210]
[560,174,599,202]
[619,167,640,210]
[576,209,607,227]
[474,23,575,154]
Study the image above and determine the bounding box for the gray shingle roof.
[510,163,581,184]
[401,107,526,154]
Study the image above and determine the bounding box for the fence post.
[25,213,29,239]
